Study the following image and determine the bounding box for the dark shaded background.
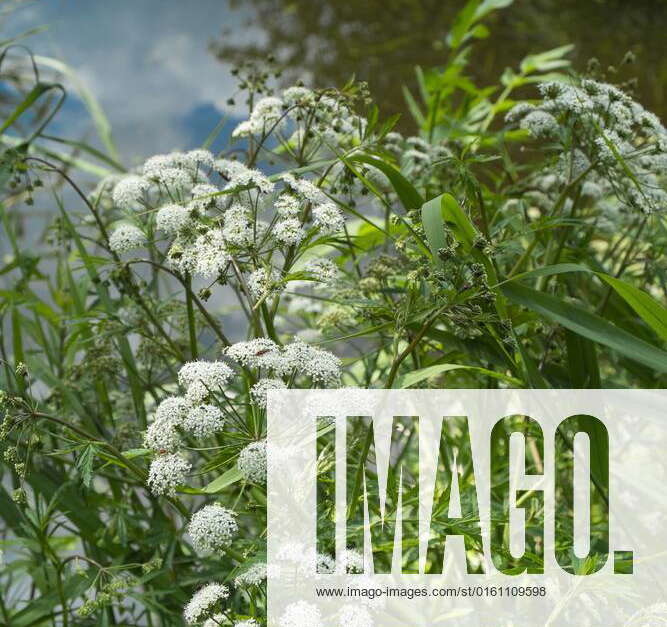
[213,0,667,130]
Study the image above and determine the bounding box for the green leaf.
[565,331,601,388]
[75,444,97,488]
[502,282,667,373]
[599,275,667,342]
[202,467,244,494]
[398,363,522,388]
[346,152,424,210]
[500,264,667,342]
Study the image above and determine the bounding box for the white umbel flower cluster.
[234,562,267,587]
[183,583,229,625]
[312,201,345,234]
[179,361,234,399]
[156,203,191,234]
[305,258,339,283]
[279,601,323,627]
[187,504,238,555]
[237,440,267,484]
[507,78,667,215]
[338,604,374,627]
[181,404,225,438]
[109,224,146,253]
[250,378,287,409]
[147,453,191,496]
[247,267,283,301]
[112,175,149,209]
[224,338,341,384]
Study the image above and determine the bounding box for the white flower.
[275,193,301,217]
[144,418,181,452]
[250,378,287,409]
[305,258,339,283]
[222,202,254,247]
[233,96,285,138]
[216,159,274,194]
[109,224,146,253]
[112,175,149,209]
[156,204,191,234]
[338,605,373,627]
[155,396,190,423]
[147,453,191,496]
[184,149,215,170]
[231,119,254,138]
[280,601,322,627]
[190,183,222,213]
[520,110,559,138]
[237,440,267,484]
[282,173,327,204]
[202,615,226,627]
[274,218,305,245]
[282,86,315,107]
[181,404,225,438]
[143,152,184,178]
[183,583,229,624]
[343,549,364,573]
[312,201,344,234]
[247,267,283,300]
[505,102,536,124]
[155,167,193,191]
[193,228,230,279]
[225,338,283,370]
[234,562,267,587]
[281,341,342,384]
[179,361,234,393]
[187,504,238,554]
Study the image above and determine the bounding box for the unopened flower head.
[183,583,229,625]
[109,224,146,253]
[156,203,191,234]
[181,404,225,439]
[147,453,191,496]
[237,440,267,484]
[250,378,287,409]
[187,504,238,554]
[112,175,149,209]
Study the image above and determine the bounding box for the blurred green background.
[215,0,667,128]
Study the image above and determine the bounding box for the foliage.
[0,1,666,625]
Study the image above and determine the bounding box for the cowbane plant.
[1,8,667,625]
